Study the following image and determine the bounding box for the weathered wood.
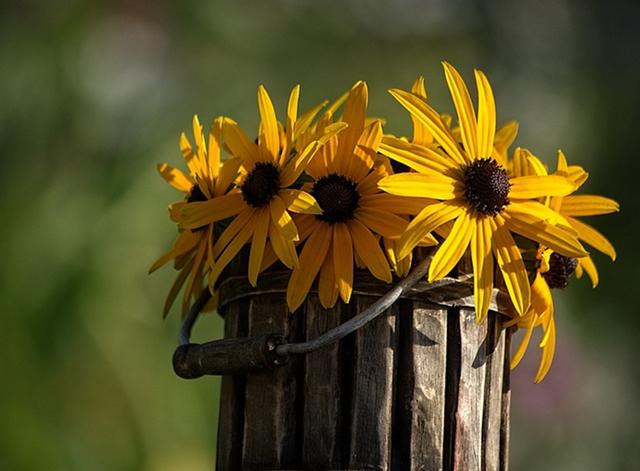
[302,296,343,468]
[482,315,506,471]
[454,307,488,471]
[393,300,448,470]
[500,328,512,471]
[216,298,247,471]
[349,296,398,470]
[214,257,513,470]
[242,294,301,469]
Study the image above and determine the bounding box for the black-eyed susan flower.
[150,115,241,317]
[506,247,562,383]
[179,85,345,289]
[285,81,437,312]
[504,149,617,381]
[378,62,588,321]
[547,152,618,287]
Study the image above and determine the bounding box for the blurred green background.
[1,0,637,469]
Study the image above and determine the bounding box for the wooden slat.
[500,328,512,471]
[482,314,506,471]
[349,296,398,470]
[453,307,488,471]
[242,294,301,469]
[216,299,248,471]
[406,302,448,470]
[302,296,343,468]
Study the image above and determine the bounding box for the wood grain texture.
[349,296,398,471]
[397,301,448,471]
[216,299,248,471]
[242,294,301,469]
[302,296,343,468]
[500,328,512,471]
[454,307,488,471]
[482,315,506,471]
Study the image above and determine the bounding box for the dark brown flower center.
[187,185,208,203]
[312,173,360,223]
[463,158,510,216]
[241,162,281,208]
[543,253,578,289]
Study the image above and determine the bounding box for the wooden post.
[215,261,512,471]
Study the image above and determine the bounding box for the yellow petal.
[286,84,300,141]
[335,81,367,173]
[378,173,460,200]
[179,192,245,229]
[269,195,299,242]
[578,255,599,288]
[493,120,518,162]
[207,117,223,178]
[183,238,207,313]
[293,214,320,241]
[507,201,577,235]
[179,132,201,178]
[248,207,270,286]
[409,76,433,146]
[560,195,620,216]
[470,215,494,322]
[208,219,254,288]
[279,189,322,214]
[510,319,534,369]
[158,163,194,193]
[360,193,438,216]
[396,201,463,260]
[388,88,466,165]
[379,136,458,175]
[474,68,496,159]
[149,229,200,273]
[318,242,339,308]
[287,223,332,311]
[443,62,478,159]
[221,117,259,166]
[215,157,242,196]
[269,216,299,269]
[428,211,473,281]
[213,207,254,258]
[491,215,531,316]
[411,75,427,99]
[534,320,556,383]
[257,85,280,161]
[294,99,329,141]
[509,175,576,199]
[163,260,193,318]
[348,219,392,282]
[355,208,408,239]
[503,211,588,258]
[280,140,321,187]
[565,216,616,260]
[350,119,383,182]
[356,164,387,195]
[333,223,354,304]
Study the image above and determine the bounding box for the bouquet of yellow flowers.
[151,62,618,383]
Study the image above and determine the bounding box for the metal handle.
[172,256,434,379]
[173,334,287,378]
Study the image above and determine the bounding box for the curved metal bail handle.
[173,256,432,379]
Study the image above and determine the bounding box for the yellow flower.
[505,248,559,383]
[286,81,436,312]
[149,115,240,317]
[378,62,588,321]
[505,149,617,382]
[179,85,345,289]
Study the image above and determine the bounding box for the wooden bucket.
[213,252,513,471]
